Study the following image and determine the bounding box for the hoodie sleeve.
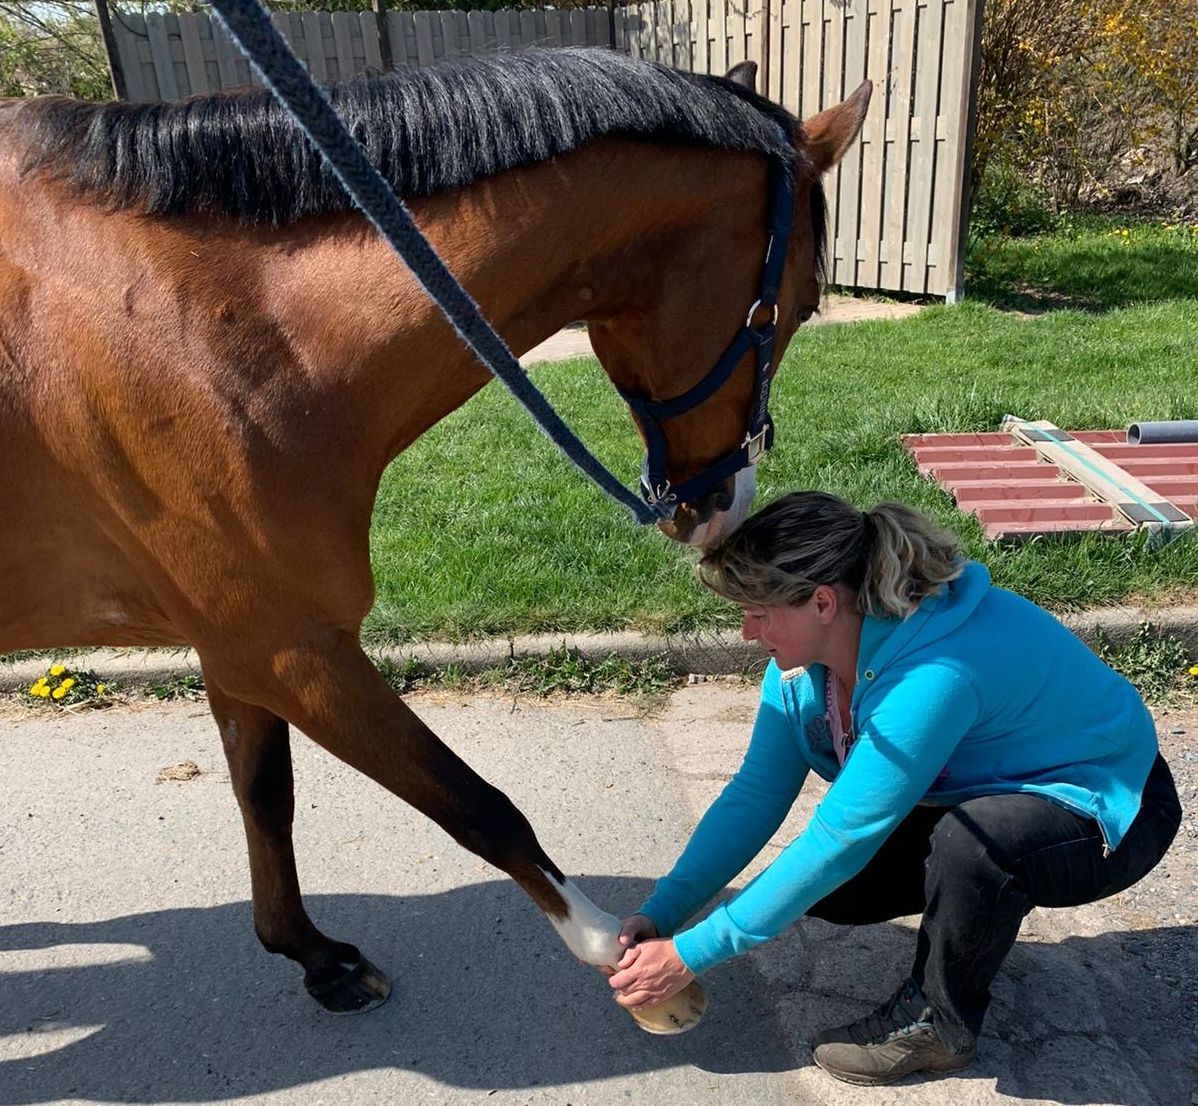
[638,663,809,938]
[671,661,980,975]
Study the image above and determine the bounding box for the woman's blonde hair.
[697,491,964,619]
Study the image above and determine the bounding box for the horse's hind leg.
[205,681,390,1014]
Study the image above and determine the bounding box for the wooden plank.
[614,5,628,51]
[519,9,539,49]
[301,13,328,82]
[541,8,560,48]
[713,0,728,72]
[879,0,914,290]
[361,10,384,73]
[752,0,769,82]
[211,13,242,90]
[467,10,488,53]
[131,18,160,100]
[197,16,222,96]
[675,0,693,70]
[780,0,799,111]
[495,8,515,53]
[414,11,436,67]
[832,0,867,285]
[694,0,709,73]
[111,11,146,99]
[942,0,984,300]
[440,10,461,58]
[177,12,207,96]
[854,0,887,287]
[768,0,785,102]
[570,9,588,46]
[821,0,845,237]
[584,9,603,47]
[799,0,819,117]
[332,12,356,81]
[904,0,942,292]
[1005,419,1194,541]
[145,11,179,100]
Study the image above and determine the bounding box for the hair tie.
[860,510,877,554]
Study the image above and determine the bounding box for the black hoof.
[305,956,391,1015]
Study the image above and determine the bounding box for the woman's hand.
[607,937,695,1008]
[618,913,658,948]
[597,914,658,977]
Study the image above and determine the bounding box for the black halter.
[617,139,797,518]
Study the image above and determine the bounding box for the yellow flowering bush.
[26,664,109,708]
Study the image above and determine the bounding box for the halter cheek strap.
[617,147,796,516]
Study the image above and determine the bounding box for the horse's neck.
[345,138,762,460]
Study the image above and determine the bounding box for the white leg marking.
[540,870,623,967]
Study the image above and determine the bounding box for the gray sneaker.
[812,979,976,1086]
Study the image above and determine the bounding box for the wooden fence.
[106,0,982,299]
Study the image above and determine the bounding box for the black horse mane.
[17,46,823,269]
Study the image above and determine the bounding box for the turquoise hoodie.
[641,562,1159,976]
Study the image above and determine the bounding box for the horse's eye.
[797,308,815,325]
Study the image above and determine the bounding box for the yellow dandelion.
[37,685,52,698]
[49,664,66,677]
[96,684,107,695]
[32,676,47,688]
[52,686,68,700]
[1189,665,1198,676]
[60,677,75,691]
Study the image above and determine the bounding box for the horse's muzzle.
[656,467,757,548]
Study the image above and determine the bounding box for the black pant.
[807,754,1183,1054]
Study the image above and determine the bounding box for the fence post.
[945,0,985,303]
[372,0,393,71]
[93,0,128,99]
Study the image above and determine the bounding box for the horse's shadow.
[0,877,1192,1105]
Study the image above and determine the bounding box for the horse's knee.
[454,783,537,863]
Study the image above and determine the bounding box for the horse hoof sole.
[628,979,709,1035]
[306,956,391,1015]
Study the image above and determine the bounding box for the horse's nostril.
[708,484,734,514]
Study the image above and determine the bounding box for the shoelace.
[847,981,933,1046]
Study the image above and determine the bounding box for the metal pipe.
[1126,421,1198,445]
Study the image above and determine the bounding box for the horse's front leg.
[204,629,705,1033]
[204,679,390,1013]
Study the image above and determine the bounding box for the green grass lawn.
[365,217,1198,643]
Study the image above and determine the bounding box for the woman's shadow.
[0,876,1191,1106]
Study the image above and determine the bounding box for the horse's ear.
[802,80,872,174]
[724,61,758,93]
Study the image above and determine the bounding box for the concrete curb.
[4,605,1198,693]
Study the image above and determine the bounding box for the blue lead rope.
[208,0,664,524]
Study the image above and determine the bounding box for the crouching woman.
[609,491,1181,1086]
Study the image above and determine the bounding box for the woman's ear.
[812,584,840,624]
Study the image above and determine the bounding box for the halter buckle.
[744,426,770,465]
[745,300,780,329]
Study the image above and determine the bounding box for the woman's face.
[739,594,828,670]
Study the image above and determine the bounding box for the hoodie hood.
[856,561,992,685]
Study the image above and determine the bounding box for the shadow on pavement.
[0,877,1192,1105]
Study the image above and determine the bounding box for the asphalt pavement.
[1,683,1193,1106]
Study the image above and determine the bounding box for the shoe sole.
[813,1052,975,1087]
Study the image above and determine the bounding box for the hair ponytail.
[859,501,963,618]
[697,491,963,619]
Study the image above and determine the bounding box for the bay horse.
[0,47,869,1031]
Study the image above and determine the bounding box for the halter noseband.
[616,138,797,520]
